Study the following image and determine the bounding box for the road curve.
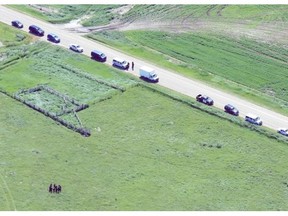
[1,5,288,131]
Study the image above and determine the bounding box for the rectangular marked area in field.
[0,44,130,104]
[17,86,79,115]
[32,60,122,103]
[14,85,90,135]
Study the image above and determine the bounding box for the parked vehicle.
[47,33,60,43]
[91,50,106,62]
[196,94,214,106]
[245,113,263,126]
[112,57,129,70]
[139,66,159,82]
[69,44,83,53]
[29,25,44,36]
[11,20,23,28]
[224,104,239,116]
[277,128,288,136]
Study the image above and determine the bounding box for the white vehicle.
[245,113,263,126]
[69,44,83,53]
[112,57,129,70]
[139,66,159,82]
[277,128,288,136]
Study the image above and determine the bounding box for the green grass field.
[2,84,288,210]
[1,21,288,210]
[87,30,288,116]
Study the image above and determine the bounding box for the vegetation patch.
[0,22,32,48]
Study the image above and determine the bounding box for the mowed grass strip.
[87,30,288,115]
[1,86,288,210]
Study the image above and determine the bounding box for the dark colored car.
[29,25,44,36]
[196,94,214,106]
[11,20,23,28]
[224,104,239,116]
[277,128,288,136]
[91,50,106,62]
[47,33,60,43]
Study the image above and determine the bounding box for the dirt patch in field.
[66,12,288,45]
[115,19,288,44]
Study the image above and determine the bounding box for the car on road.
[224,104,239,116]
[11,20,23,28]
[47,33,60,43]
[29,25,44,36]
[69,44,83,53]
[245,113,263,126]
[196,94,214,106]
[91,50,106,62]
[112,57,129,70]
[277,128,288,136]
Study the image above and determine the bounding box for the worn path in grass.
[1,5,288,130]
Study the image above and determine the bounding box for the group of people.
[48,183,62,194]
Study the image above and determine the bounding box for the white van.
[112,57,129,70]
[245,113,263,126]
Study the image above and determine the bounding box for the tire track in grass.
[206,5,215,17]
[217,5,228,17]
[0,175,10,210]
[0,173,16,210]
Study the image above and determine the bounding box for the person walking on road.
[131,61,134,71]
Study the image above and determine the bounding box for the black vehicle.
[47,33,60,43]
[277,128,288,136]
[29,25,44,36]
[91,50,106,62]
[11,20,23,28]
[224,104,239,116]
[196,94,214,106]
